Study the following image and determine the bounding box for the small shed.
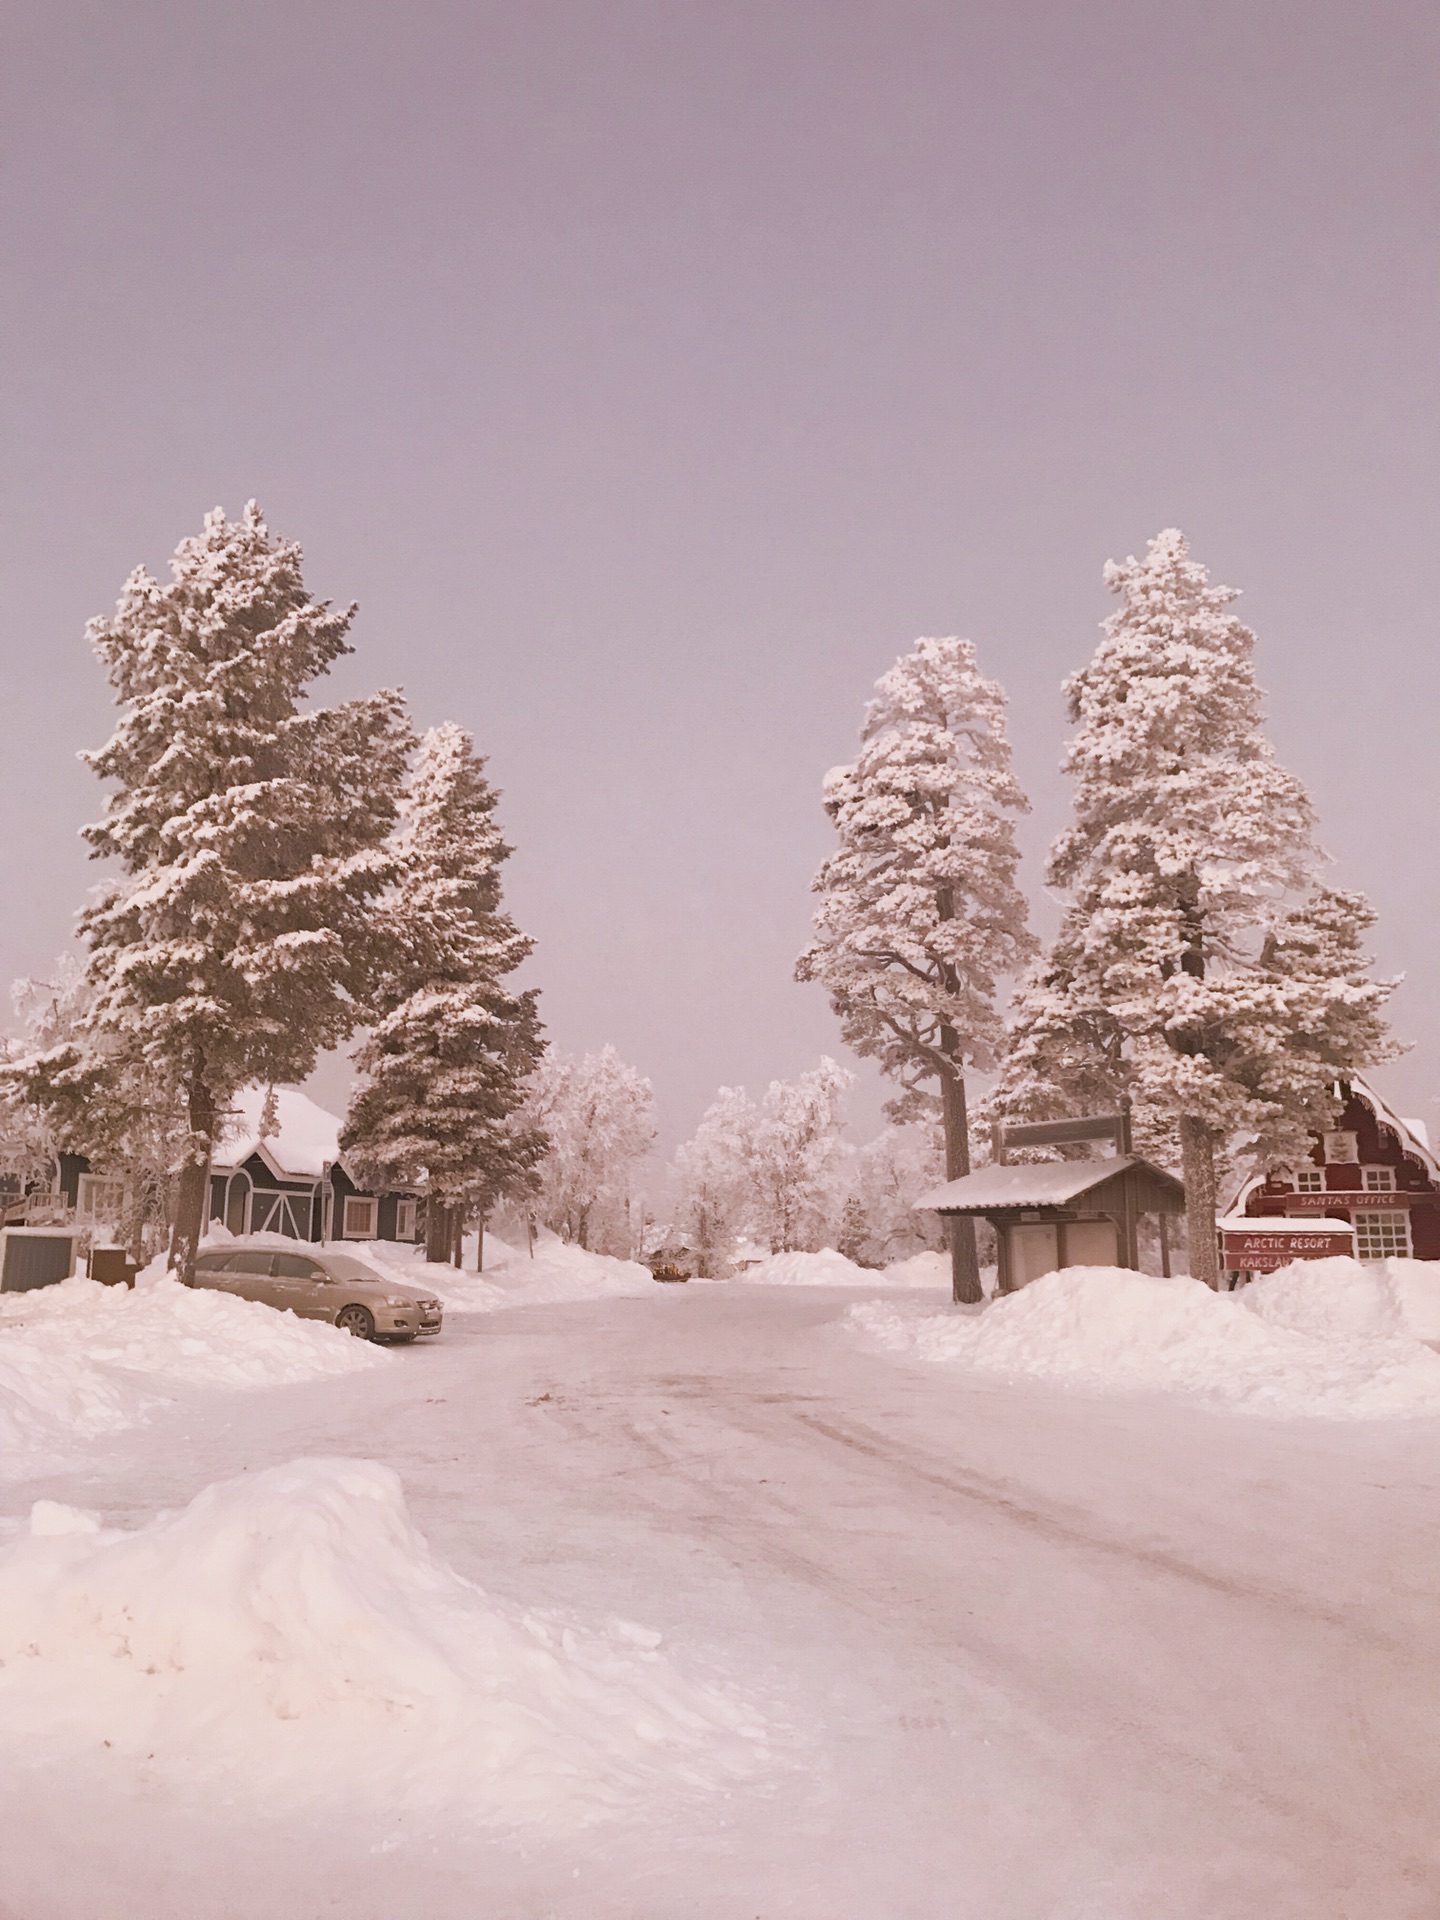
[918,1113,1185,1293]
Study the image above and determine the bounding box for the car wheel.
[335,1304,375,1340]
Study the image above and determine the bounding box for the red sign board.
[1222,1224,1355,1272]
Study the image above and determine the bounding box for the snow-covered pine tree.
[1000,529,1398,1285]
[80,503,414,1281]
[797,637,1035,1302]
[522,1046,656,1253]
[341,723,546,1266]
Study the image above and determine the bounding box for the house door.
[248,1190,312,1239]
[225,1173,250,1236]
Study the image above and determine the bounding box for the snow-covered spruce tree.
[1000,529,1398,1286]
[80,503,413,1282]
[797,637,1035,1302]
[341,724,546,1267]
[522,1047,655,1254]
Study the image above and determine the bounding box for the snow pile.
[847,1262,1440,1418]
[0,1458,775,1828]
[1385,1259,1440,1341]
[355,1233,656,1315]
[737,1247,951,1287]
[876,1250,952,1287]
[0,1277,383,1467]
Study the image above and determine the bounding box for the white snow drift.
[848,1258,1440,1418]
[358,1232,656,1314]
[0,1276,383,1468]
[737,1247,950,1288]
[0,1458,775,1829]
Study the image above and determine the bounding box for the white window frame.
[395,1198,417,1241]
[1353,1210,1411,1262]
[342,1196,378,1240]
[1362,1166,1396,1192]
[1293,1167,1325,1193]
[76,1173,128,1225]
[1323,1131,1359,1165]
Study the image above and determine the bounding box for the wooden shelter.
[918,1111,1186,1293]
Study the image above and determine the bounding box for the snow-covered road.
[4,1283,1439,1919]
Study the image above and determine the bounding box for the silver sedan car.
[192,1244,443,1342]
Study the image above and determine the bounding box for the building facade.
[207,1086,421,1246]
[1235,1079,1440,1262]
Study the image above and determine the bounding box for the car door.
[269,1250,332,1318]
[222,1249,283,1306]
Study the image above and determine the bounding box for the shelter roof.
[917,1155,1181,1214]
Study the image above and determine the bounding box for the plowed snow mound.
[359,1235,655,1313]
[737,1248,949,1287]
[0,1278,383,1468]
[847,1264,1440,1418]
[0,1459,776,1829]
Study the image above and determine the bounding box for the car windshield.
[321,1254,387,1282]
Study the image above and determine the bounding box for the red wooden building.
[1234,1078,1440,1262]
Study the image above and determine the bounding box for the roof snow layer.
[918,1157,1143,1212]
[214,1086,342,1179]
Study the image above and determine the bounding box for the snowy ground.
[2,1269,1439,1916]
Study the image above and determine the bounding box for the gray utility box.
[0,1228,78,1292]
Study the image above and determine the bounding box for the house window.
[1362,1167,1396,1192]
[395,1199,417,1241]
[1353,1211,1411,1262]
[76,1174,127,1225]
[1323,1131,1359,1165]
[1294,1167,1325,1193]
[343,1196,378,1239]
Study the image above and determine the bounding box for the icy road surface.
[3,1283,1439,1919]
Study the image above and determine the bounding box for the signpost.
[1220,1217,1356,1275]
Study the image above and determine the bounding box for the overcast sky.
[3,0,1437,1147]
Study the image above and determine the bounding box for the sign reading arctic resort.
[1220,1221,1356,1273]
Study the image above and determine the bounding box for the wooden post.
[1158,1210,1171,1278]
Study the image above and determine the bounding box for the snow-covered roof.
[211,1086,341,1181]
[917,1156,1160,1212]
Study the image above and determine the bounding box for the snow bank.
[354,1233,656,1315]
[0,1277,383,1469]
[0,1458,775,1829]
[848,1261,1440,1419]
[735,1247,951,1287]
[877,1250,952,1288]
